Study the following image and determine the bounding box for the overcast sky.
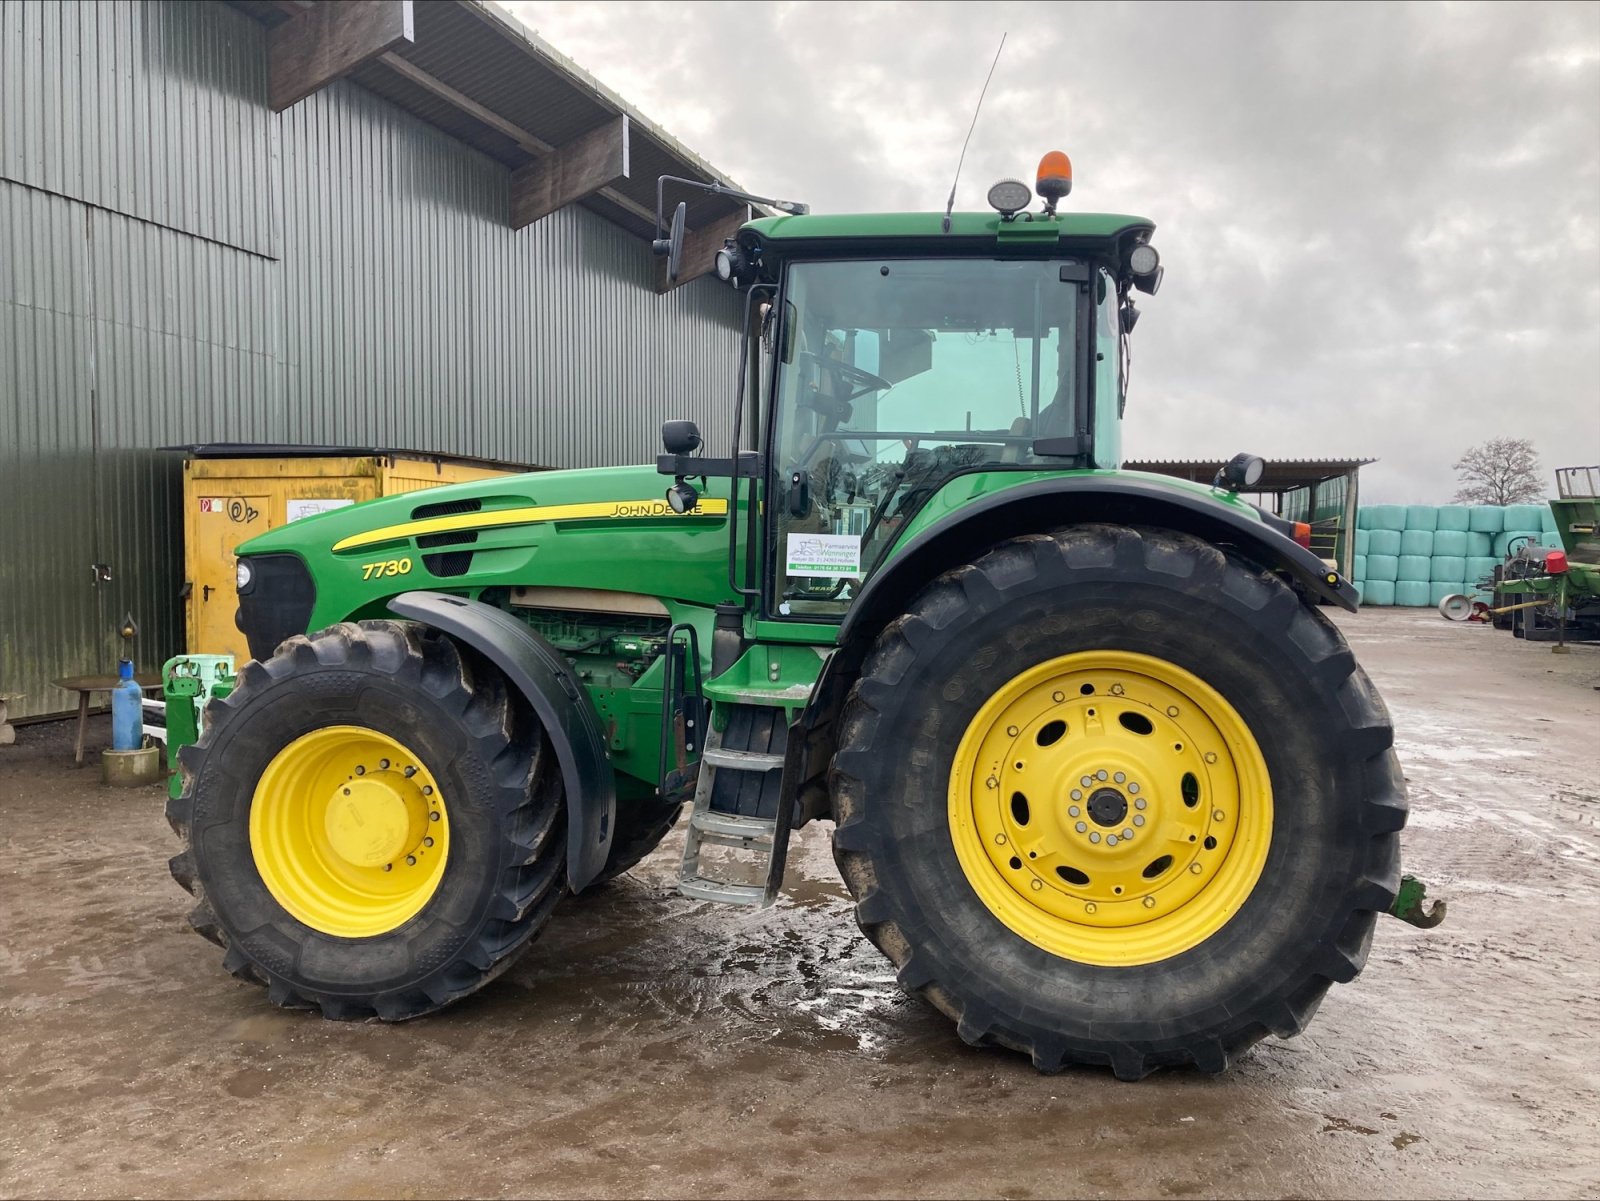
[507,0,1599,503]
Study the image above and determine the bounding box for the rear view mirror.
[661,420,702,455]
[651,202,688,283]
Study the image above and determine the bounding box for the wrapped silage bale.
[1540,505,1559,533]
[1466,556,1499,585]
[1435,505,1471,532]
[1355,528,1371,555]
[1353,582,1364,605]
[1429,581,1467,606]
[1399,529,1434,556]
[1469,505,1504,533]
[1397,554,1431,581]
[1353,554,1368,580]
[1368,504,1407,531]
[1367,529,1403,556]
[1493,530,1542,558]
[1465,531,1492,557]
[1356,508,1374,530]
[1431,529,1468,556]
[1394,580,1431,606]
[1431,555,1467,582]
[1366,554,1399,582]
[1364,579,1396,606]
[1503,504,1545,530]
[1404,505,1438,531]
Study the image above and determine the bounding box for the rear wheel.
[830,524,1406,1078]
[168,620,566,1020]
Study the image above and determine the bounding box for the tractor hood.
[234,464,738,643]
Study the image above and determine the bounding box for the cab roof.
[743,211,1155,243]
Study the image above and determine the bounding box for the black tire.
[167,620,567,1020]
[830,524,1407,1079]
[587,792,683,887]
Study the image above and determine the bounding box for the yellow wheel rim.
[947,651,1272,966]
[250,726,450,938]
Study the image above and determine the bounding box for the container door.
[190,493,271,659]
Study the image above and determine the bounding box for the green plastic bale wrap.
[1367,529,1403,556]
[1355,528,1371,555]
[1366,554,1399,582]
[1465,531,1492,557]
[1394,580,1431,607]
[1435,504,1471,532]
[1399,529,1435,556]
[1397,554,1432,582]
[1503,504,1545,531]
[1353,554,1368,580]
[1493,530,1543,558]
[1431,555,1467,582]
[1430,582,1467,606]
[1469,506,1505,533]
[1368,504,1408,531]
[1466,556,1499,584]
[1540,505,1559,533]
[1363,579,1396,606]
[1404,505,1438,531]
[1431,529,1468,556]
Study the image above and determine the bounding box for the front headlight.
[236,558,255,594]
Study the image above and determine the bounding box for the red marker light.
[1294,522,1312,549]
[1545,549,1569,574]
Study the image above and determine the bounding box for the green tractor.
[169,155,1414,1078]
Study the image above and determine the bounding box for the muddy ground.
[1,608,1597,1200]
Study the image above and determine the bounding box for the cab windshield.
[770,257,1084,616]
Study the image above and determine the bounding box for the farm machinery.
[167,155,1426,1078]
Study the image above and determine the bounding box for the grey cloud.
[508,0,1600,502]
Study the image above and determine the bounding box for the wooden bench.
[51,674,162,767]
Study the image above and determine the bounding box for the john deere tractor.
[169,155,1415,1078]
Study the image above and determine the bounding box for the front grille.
[423,551,473,577]
[236,554,317,661]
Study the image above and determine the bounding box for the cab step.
[677,704,793,907]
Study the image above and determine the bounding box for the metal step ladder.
[677,709,793,907]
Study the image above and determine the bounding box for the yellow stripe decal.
[333,497,730,553]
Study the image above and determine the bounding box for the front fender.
[839,475,1357,652]
[387,591,616,892]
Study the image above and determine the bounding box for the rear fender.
[839,476,1356,656]
[387,591,615,892]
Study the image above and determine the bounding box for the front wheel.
[167,621,567,1020]
[830,525,1407,1078]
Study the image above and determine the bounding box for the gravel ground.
[1,607,1597,1200]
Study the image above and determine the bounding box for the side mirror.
[662,420,702,455]
[651,201,687,283]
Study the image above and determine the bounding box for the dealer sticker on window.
[786,533,862,578]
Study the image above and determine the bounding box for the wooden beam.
[268,0,414,112]
[656,208,749,293]
[510,116,629,230]
[373,55,657,229]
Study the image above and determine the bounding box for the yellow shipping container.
[181,446,535,661]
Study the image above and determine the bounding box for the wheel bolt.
[406,855,417,866]
[1205,752,1217,764]
[1106,835,1118,846]
[1070,789,1082,801]
[1190,863,1203,874]
[1122,828,1133,840]
[342,787,351,796]
[1134,797,1146,810]
[1113,771,1125,783]
[986,776,998,790]
[1143,896,1156,909]
[1030,879,1042,891]
[379,759,390,770]
[1068,805,1081,818]
[1134,815,1145,827]
[1052,691,1065,703]
[430,811,440,821]
[1213,809,1225,822]
[1129,783,1141,795]
[1089,832,1101,844]
[1075,821,1087,833]
[1167,706,1179,717]
[1006,725,1019,737]
[404,766,417,778]
[422,786,433,796]
[995,833,1007,845]
[355,765,365,775]
[1081,776,1092,787]
[1085,902,1097,913]
[383,864,392,872]
[1096,769,1108,780]
[423,836,434,847]
[1110,684,1124,696]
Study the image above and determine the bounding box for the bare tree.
[1452,437,1544,505]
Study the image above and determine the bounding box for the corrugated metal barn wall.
[0,0,743,719]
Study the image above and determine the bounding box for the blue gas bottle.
[111,658,143,751]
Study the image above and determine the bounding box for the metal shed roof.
[1126,458,1376,492]
[227,0,751,240]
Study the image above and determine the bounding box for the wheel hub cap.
[947,651,1273,966]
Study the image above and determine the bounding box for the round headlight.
[1129,244,1160,276]
[1218,452,1266,492]
[714,247,734,281]
[986,178,1033,217]
[235,559,254,592]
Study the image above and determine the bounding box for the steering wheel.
[798,350,892,409]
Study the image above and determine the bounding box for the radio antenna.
[942,32,1007,234]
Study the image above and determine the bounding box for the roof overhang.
[225,0,753,286]
[1125,458,1376,493]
